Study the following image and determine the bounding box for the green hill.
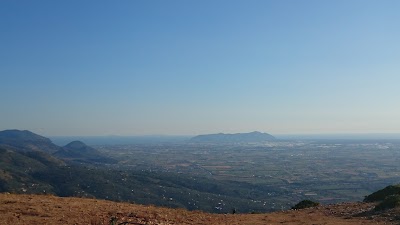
[0,147,64,193]
[364,184,400,202]
[0,129,61,154]
[364,184,400,211]
[54,141,117,164]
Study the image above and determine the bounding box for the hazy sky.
[1,1,400,136]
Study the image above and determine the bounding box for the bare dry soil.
[0,193,398,225]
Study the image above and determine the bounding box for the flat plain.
[98,140,400,210]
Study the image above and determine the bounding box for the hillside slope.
[0,130,61,154]
[0,193,397,225]
[0,147,65,193]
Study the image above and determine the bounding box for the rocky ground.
[0,193,399,225]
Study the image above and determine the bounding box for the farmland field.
[96,139,400,209]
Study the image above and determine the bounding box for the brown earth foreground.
[0,194,398,225]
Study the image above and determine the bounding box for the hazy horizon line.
[47,132,400,138]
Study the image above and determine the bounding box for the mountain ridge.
[0,129,114,164]
[0,129,61,154]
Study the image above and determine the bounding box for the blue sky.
[1,1,399,136]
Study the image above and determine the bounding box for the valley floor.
[0,194,397,225]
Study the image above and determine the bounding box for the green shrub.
[364,185,400,202]
[374,195,400,211]
[291,200,319,210]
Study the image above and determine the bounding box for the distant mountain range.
[0,129,113,164]
[190,131,276,143]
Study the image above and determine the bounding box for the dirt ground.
[0,193,397,225]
